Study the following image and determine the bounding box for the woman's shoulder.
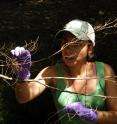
[95,61,115,75]
[39,64,58,77]
[34,64,58,85]
[104,63,115,76]
[95,61,112,67]
[98,61,115,76]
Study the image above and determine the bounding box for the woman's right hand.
[10,47,31,80]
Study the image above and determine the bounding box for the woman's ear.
[87,43,95,61]
[88,44,93,53]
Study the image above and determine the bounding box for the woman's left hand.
[64,102,98,121]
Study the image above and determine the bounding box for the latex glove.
[64,102,98,121]
[11,47,31,80]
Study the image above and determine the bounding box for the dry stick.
[0,74,115,81]
[31,39,80,64]
[0,74,117,99]
[0,74,12,80]
[27,79,117,99]
[94,18,117,32]
[1,30,117,96]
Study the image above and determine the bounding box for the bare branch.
[0,73,117,99]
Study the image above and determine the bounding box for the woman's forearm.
[98,111,117,124]
[15,81,46,103]
[15,82,31,103]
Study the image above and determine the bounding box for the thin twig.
[0,74,12,80]
[27,79,117,99]
[0,74,117,99]
[0,74,115,81]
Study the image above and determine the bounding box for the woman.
[11,19,117,124]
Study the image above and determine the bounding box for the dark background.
[0,0,117,124]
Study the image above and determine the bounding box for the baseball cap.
[55,19,95,46]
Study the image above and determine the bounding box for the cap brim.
[55,29,95,46]
[55,29,77,40]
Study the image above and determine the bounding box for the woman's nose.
[63,46,74,54]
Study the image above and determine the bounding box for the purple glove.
[64,102,98,121]
[10,47,31,80]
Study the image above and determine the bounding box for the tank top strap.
[56,63,66,90]
[96,61,105,90]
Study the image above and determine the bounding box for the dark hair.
[87,41,95,62]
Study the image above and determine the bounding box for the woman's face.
[60,32,90,66]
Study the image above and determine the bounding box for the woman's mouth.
[64,54,76,60]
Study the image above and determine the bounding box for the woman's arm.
[98,64,117,124]
[15,66,54,103]
[10,47,56,103]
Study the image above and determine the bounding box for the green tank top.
[53,61,106,124]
